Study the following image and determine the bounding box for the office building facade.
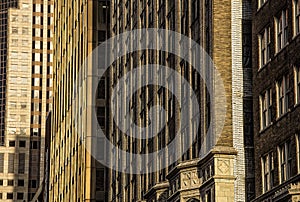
[252,0,300,201]
[0,0,53,201]
[108,0,254,201]
[49,0,110,201]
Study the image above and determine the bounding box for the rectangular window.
[277,76,289,117]
[17,193,24,200]
[168,75,174,119]
[8,180,14,186]
[11,39,18,46]
[7,193,13,199]
[261,152,274,192]
[259,27,271,68]
[19,141,26,148]
[8,153,14,173]
[18,153,25,174]
[22,27,29,35]
[296,134,300,173]
[96,168,105,191]
[278,141,292,183]
[12,27,18,34]
[295,66,300,104]
[0,153,4,173]
[275,10,288,52]
[11,15,18,22]
[294,0,300,35]
[9,141,15,147]
[192,0,199,21]
[260,89,272,130]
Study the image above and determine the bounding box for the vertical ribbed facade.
[49,0,109,201]
[108,0,253,201]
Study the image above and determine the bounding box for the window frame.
[258,27,271,68]
[260,89,272,130]
[261,152,274,193]
[294,66,300,105]
[276,76,288,118]
[275,9,289,53]
[278,141,292,183]
[293,0,300,36]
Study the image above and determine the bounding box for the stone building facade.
[0,0,53,201]
[252,0,300,201]
[108,0,254,201]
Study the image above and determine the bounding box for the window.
[296,134,300,173]
[21,89,27,97]
[168,75,174,119]
[22,40,29,46]
[11,39,18,46]
[33,78,41,86]
[278,141,292,183]
[18,141,25,148]
[11,15,18,22]
[295,66,300,104]
[18,153,25,174]
[21,102,27,109]
[8,154,14,173]
[277,76,289,117]
[8,180,14,186]
[260,89,272,130]
[9,141,15,147]
[294,0,300,35]
[30,141,39,149]
[262,152,274,192]
[275,10,288,52]
[259,27,271,67]
[12,27,18,34]
[0,180,2,185]
[29,180,37,188]
[7,193,13,199]
[0,153,3,173]
[192,0,199,21]
[22,28,29,35]
[17,193,24,200]
[96,168,105,191]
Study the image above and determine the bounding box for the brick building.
[252,0,300,201]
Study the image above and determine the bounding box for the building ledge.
[143,181,169,199]
[252,174,300,202]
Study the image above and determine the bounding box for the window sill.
[274,43,289,57]
[259,122,273,134]
[256,1,268,13]
[258,60,271,73]
[276,110,290,122]
[292,32,300,41]
[294,102,300,109]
